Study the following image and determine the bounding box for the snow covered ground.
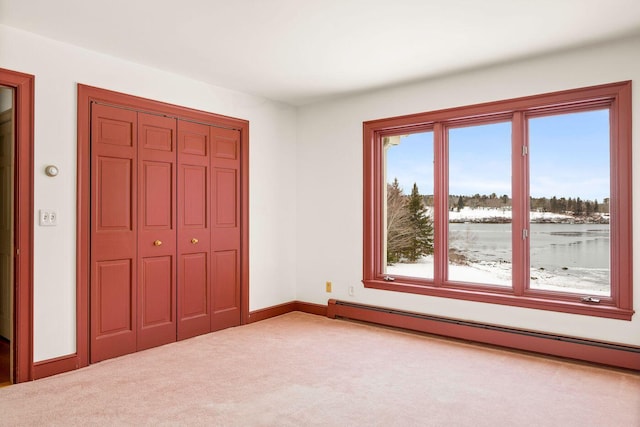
[387,207,610,295]
[386,255,609,296]
[386,256,610,295]
[447,207,575,222]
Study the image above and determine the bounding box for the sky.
[386,109,610,202]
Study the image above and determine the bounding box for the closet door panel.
[90,104,137,363]
[211,127,241,331]
[177,121,211,340]
[137,113,177,351]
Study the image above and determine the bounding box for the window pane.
[384,132,434,279]
[448,122,512,286]
[528,110,610,296]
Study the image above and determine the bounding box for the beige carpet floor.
[1,312,639,426]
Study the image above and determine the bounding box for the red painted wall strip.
[247,302,298,323]
[294,301,328,317]
[248,301,327,323]
[327,300,640,371]
[33,354,79,380]
[26,301,325,380]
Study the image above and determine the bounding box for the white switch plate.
[39,209,58,226]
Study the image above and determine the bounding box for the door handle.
[191,238,199,244]
[153,240,163,246]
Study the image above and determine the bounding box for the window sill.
[363,279,634,321]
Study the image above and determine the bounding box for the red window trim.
[363,81,633,321]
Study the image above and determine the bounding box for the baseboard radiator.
[327,299,640,371]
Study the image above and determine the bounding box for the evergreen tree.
[585,200,593,216]
[404,183,434,262]
[559,197,567,213]
[574,197,583,216]
[457,196,464,212]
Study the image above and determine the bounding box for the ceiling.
[1,0,640,106]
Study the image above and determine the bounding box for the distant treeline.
[419,193,609,216]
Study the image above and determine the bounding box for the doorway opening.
[0,68,34,384]
[0,85,13,386]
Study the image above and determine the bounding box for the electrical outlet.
[325,281,332,293]
[39,209,58,226]
[348,285,355,296]
[49,210,58,225]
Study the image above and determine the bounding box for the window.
[363,82,633,320]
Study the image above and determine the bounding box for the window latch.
[581,296,601,304]
[383,275,395,282]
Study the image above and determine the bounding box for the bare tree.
[386,179,413,264]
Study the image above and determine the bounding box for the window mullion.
[512,111,527,296]
[433,122,448,285]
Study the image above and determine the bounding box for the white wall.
[0,24,298,362]
[296,35,640,346]
[1,23,638,363]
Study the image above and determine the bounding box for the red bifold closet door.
[211,127,242,331]
[177,121,211,340]
[90,104,138,363]
[90,98,243,362]
[136,113,177,351]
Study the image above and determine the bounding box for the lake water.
[448,222,610,294]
